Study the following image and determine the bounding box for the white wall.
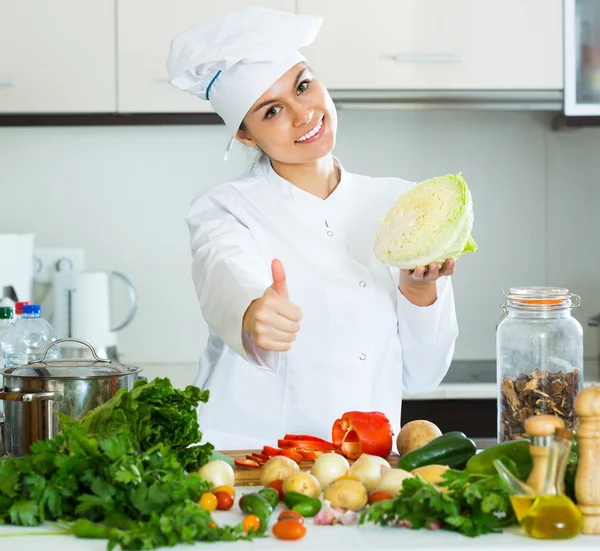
[1,109,599,385]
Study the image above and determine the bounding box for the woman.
[167,7,458,450]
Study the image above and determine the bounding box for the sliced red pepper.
[262,445,280,457]
[277,439,336,452]
[283,434,333,444]
[297,450,320,461]
[246,454,265,464]
[331,411,393,460]
[252,452,270,463]
[234,458,261,468]
[275,448,304,463]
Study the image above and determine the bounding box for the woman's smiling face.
[236,63,337,164]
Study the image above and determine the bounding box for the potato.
[396,420,442,456]
[411,465,450,491]
[282,471,321,498]
[260,455,299,487]
[323,479,368,512]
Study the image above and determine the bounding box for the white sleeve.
[397,277,458,394]
[186,189,280,373]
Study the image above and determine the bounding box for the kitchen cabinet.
[0,0,115,113]
[297,0,563,91]
[117,0,295,113]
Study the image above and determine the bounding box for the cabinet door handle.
[0,78,13,86]
[393,54,462,63]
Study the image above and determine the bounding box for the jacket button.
[327,230,334,237]
[359,281,366,287]
[359,353,367,361]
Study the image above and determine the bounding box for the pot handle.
[0,391,63,402]
[37,338,112,363]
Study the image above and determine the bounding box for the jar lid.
[505,287,580,309]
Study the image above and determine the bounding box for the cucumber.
[396,431,477,471]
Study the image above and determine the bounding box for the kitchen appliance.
[0,233,35,306]
[51,270,138,361]
[0,338,144,458]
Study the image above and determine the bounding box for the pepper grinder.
[574,385,600,534]
[524,414,566,494]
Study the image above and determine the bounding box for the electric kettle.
[51,271,138,361]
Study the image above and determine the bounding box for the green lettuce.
[374,173,477,269]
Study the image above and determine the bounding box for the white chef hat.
[166,6,323,138]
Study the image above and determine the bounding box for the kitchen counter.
[0,487,598,551]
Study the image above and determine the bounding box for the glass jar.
[497,287,583,442]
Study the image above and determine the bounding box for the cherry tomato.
[212,485,236,498]
[208,521,217,529]
[272,520,307,540]
[337,475,360,481]
[278,510,305,524]
[368,490,394,505]
[199,492,218,512]
[214,491,234,511]
[242,514,261,534]
[268,479,285,501]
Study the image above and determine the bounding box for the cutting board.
[218,449,401,487]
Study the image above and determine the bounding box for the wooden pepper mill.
[524,414,565,494]
[574,385,600,535]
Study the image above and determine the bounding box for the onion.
[376,466,413,496]
[310,453,350,489]
[347,453,391,491]
[197,460,235,489]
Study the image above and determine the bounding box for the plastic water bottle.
[3,304,60,368]
[13,301,31,322]
[0,306,13,416]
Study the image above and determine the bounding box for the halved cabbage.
[374,173,477,269]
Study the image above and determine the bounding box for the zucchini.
[396,431,476,471]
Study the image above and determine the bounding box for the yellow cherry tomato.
[199,492,218,512]
[336,475,360,481]
[212,485,236,498]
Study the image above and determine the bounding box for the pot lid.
[4,338,140,379]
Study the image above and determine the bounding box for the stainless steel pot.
[0,338,144,458]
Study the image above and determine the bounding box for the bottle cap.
[15,301,31,315]
[22,304,42,315]
[0,306,13,320]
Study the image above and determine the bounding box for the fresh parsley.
[360,469,516,537]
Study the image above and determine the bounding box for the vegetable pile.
[374,173,478,269]
[0,378,254,550]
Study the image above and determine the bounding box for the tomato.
[198,492,218,512]
[272,520,307,540]
[268,479,284,501]
[212,485,236,498]
[242,514,261,534]
[214,491,234,511]
[336,475,360,481]
[368,490,394,505]
[278,510,305,524]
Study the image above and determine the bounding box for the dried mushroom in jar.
[500,368,581,441]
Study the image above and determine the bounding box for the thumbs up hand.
[242,259,303,352]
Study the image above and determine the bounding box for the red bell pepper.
[283,434,332,444]
[331,411,393,460]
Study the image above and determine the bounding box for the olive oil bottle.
[520,428,583,539]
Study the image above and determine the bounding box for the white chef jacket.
[186,156,458,450]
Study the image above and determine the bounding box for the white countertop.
[0,486,597,551]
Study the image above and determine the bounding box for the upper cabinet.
[297,0,563,90]
[0,0,115,113]
[117,0,295,113]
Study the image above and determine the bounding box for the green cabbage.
[374,173,477,269]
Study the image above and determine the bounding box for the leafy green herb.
[71,377,214,471]
[360,469,516,537]
[0,379,252,549]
